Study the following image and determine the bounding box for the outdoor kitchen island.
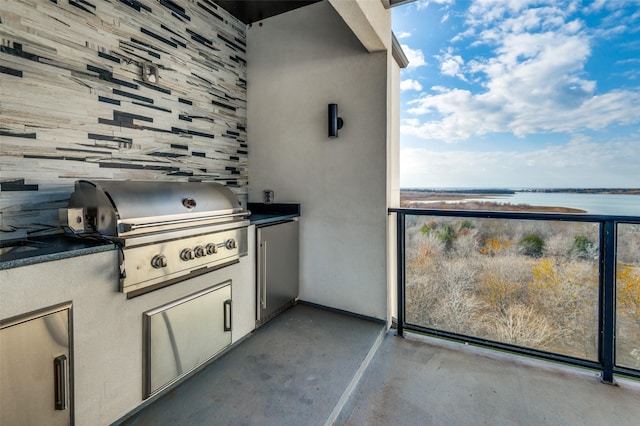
[0,227,255,425]
[0,199,304,424]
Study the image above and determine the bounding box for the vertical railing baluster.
[396,212,405,337]
[600,220,616,383]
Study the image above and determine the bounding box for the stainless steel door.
[1,304,72,426]
[257,220,299,324]
[144,282,232,397]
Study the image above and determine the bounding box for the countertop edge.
[0,243,116,271]
[250,213,300,226]
[2,208,302,269]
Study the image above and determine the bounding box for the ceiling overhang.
[215,0,322,25]
[387,0,418,7]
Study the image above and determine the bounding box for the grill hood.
[66,180,247,237]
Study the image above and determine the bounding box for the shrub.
[436,224,457,249]
[458,219,475,232]
[571,235,597,259]
[420,220,438,235]
[519,233,545,258]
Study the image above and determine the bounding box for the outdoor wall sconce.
[328,103,344,137]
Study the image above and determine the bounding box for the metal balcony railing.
[389,208,640,383]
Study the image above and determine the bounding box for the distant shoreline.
[399,189,639,214]
[399,190,618,214]
[401,199,587,214]
[518,188,640,195]
[401,188,640,195]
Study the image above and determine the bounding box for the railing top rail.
[388,207,640,223]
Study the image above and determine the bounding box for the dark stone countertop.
[248,203,301,226]
[0,234,116,270]
[1,204,302,269]
[249,213,300,226]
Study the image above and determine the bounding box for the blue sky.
[392,0,640,188]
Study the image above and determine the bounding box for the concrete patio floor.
[337,333,640,426]
[118,303,640,426]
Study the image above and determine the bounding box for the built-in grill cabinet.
[61,180,249,297]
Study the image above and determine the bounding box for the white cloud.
[403,85,640,141]
[466,0,545,26]
[621,69,640,80]
[403,2,640,142]
[401,79,424,92]
[616,58,640,66]
[400,137,640,188]
[416,0,454,11]
[584,0,607,13]
[396,31,412,39]
[401,44,427,68]
[436,48,467,81]
[441,13,450,24]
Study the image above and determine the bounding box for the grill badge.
[182,198,197,209]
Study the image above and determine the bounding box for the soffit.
[215,0,322,24]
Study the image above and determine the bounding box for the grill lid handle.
[118,212,249,233]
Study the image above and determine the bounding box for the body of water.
[432,192,639,216]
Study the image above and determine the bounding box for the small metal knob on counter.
[225,239,237,250]
[206,243,218,254]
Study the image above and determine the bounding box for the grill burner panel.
[62,180,249,296]
[122,226,247,295]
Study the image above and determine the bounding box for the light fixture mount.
[141,62,159,84]
[328,103,344,137]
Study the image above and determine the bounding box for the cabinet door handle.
[54,354,68,411]
[224,299,232,332]
[262,241,268,309]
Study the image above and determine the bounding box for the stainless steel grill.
[61,180,249,296]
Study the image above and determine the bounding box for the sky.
[392,0,640,189]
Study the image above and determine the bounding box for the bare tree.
[484,304,557,347]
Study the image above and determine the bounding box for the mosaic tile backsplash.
[1,0,247,239]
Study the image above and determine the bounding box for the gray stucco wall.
[247,1,390,320]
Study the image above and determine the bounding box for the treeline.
[402,200,586,213]
[521,188,640,195]
[401,188,640,195]
[402,188,516,195]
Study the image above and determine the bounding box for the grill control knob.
[180,248,195,261]
[194,245,206,258]
[225,238,237,250]
[206,243,218,255]
[151,254,168,269]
